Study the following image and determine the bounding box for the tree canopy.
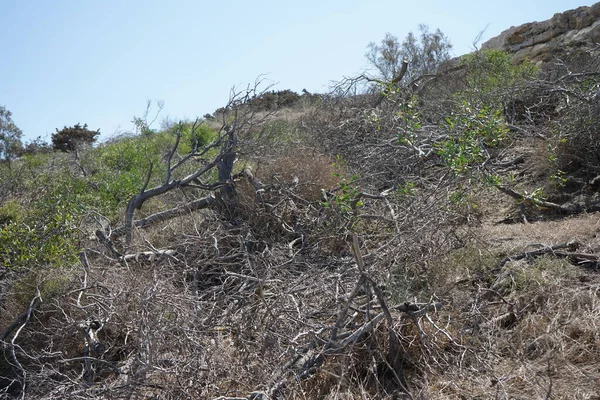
[0,105,23,163]
[365,25,452,84]
[51,123,100,152]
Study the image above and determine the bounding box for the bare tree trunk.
[112,196,216,239]
[216,127,238,220]
[117,81,271,243]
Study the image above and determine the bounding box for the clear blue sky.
[1,0,595,142]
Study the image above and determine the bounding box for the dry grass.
[418,210,600,399]
[480,211,600,253]
[252,150,341,201]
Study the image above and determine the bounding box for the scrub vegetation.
[1,24,599,400]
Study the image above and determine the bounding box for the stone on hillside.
[482,3,600,63]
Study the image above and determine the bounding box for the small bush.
[436,101,509,176]
[459,49,537,106]
[10,267,74,308]
[248,89,301,111]
[256,119,298,145]
[19,136,52,156]
[0,199,22,225]
[256,151,340,201]
[179,123,218,151]
[0,207,78,270]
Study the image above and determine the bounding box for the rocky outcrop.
[482,3,600,64]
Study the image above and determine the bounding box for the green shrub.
[436,101,509,176]
[94,135,169,214]
[460,49,537,105]
[0,204,78,270]
[0,199,22,225]
[179,123,218,152]
[499,256,576,294]
[11,267,74,307]
[99,137,146,171]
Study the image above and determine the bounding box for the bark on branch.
[495,185,575,213]
[375,60,409,106]
[112,196,215,239]
[495,241,582,270]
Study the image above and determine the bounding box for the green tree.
[52,123,100,152]
[365,25,452,84]
[0,105,23,165]
[20,136,52,155]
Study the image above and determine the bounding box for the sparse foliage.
[366,32,404,82]
[19,136,52,155]
[366,25,452,84]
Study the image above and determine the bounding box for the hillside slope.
[1,4,600,400]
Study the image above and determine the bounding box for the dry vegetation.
[1,46,600,400]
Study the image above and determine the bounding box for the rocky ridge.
[482,2,600,63]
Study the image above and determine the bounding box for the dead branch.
[240,165,264,191]
[495,241,582,269]
[495,185,575,213]
[264,293,444,399]
[265,236,416,398]
[2,292,41,396]
[122,135,224,243]
[77,319,108,386]
[550,250,599,268]
[59,357,120,375]
[374,59,410,106]
[95,229,123,258]
[0,297,40,343]
[331,59,408,104]
[119,80,275,243]
[120,249,177,262]
[395,301,444,317]
[389,60,409,88]
[491,155,525,168]
[111,196,215,239]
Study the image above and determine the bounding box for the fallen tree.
[113,82,274,244]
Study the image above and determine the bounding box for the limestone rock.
[482,3,600,63]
